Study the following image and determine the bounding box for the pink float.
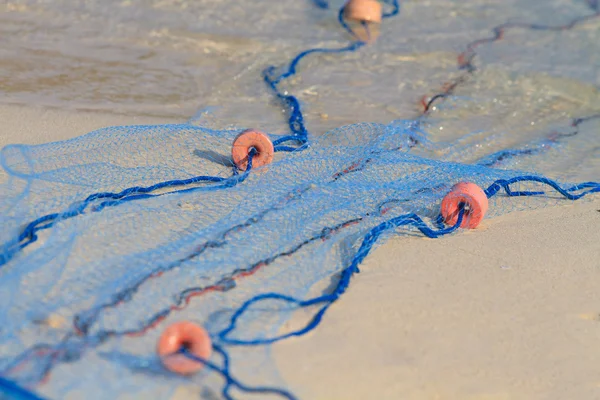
[231,129,274,171]
[441,182,489,229]
[157,321,212,375]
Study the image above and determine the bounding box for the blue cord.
[0,376,46,400]
[484,176,600,199]
[0,167,251,267]
[177,346,298,400]
[262,40,364,143]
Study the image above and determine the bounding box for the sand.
[0,105,178,146]
[1,104,599,399]
[275,199,600,400]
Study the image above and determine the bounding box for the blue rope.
[312,0,329,10]
[0,153,255,267]
[177,346,298,400]
[264,1,404,144]
[262,43,364,142]
[0,376,46,400]
[484,176,600,199]
[382,0,401,18]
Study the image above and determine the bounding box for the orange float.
[342,0,382,43]
[231,129,274,171]
[157,321,212,375]
[440,182,488,229]
[344,0,382,24]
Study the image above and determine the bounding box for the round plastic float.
[157,321,212,375]
[440,182,488,229]
[231,129,274,171]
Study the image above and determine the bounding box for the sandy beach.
[2,104,599,399]
[276,198,600,400]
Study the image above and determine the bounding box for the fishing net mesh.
[0,0,599,399]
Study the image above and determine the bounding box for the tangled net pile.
[1,0,600,399]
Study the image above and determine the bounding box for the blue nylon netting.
[1,0,600,399]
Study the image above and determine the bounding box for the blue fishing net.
[1,0,599,399]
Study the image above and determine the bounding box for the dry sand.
[276,199,600,400]
[0,104,178,146]
[1,105,599,399]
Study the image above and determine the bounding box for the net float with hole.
[343,0,382,42]
[231,129,274,171]
[441,182,489,229]
[157,321,212,375]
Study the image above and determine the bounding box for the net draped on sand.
[1,1,600,399]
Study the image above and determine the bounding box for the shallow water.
[2,1,599,134]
